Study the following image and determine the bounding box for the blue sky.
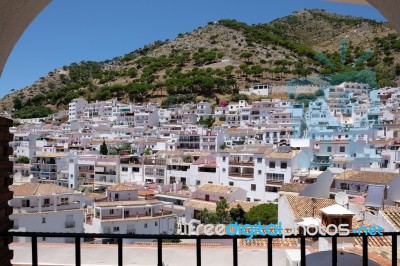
[0,0,386,96]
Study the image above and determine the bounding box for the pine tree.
[100,140,108,155]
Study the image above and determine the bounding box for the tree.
[215,198,233,224]
[196,208,217,224]
[230,204,245,224]
[16,156,30,164]
[100,140,108,155]
[13,98,22,110]
[144,148,153,156]
[244,203,277,224]
[240,52,252,64]
[315,89,325,97]
[195,199,232,224]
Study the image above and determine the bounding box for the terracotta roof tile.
[184,199,216,211]
[266,150,297,159]
[107,184,137,192]
[197,183,238,195]
[10,183,73,196]
[280,183,307,193]
[381,206,400,230]
[335,170,398,184]
[285,195,335,220]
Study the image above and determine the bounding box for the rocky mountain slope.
[2,9,400,118]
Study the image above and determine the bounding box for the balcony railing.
[1,231,398,266]
[95,171,116,175]
[229,161,254,166]
[228,172,254,178]
[311,160,331,165]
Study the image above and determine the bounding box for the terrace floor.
[11,242,289,266]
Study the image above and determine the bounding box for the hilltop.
[2,9,400,118]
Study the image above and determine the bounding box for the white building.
[84,185,177,243]
[68,98,88,121]
[10,183,85,243]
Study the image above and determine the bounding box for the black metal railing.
[1,231,398,266]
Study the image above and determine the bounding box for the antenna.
[335,192,349,206]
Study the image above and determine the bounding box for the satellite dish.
[335,192,349,206]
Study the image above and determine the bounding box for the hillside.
[2,9,400,118]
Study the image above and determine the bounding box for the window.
[115,194,119,200]
[251,184,256,191]
[281,162,287,169]
[132,167,140,172]
[42,217,46,224]
[269,162,275,168]
[222,168,226,173]
[61,197,68,205]
[122,167,128,172]
[339,146,345,152]
[196,180,200,185]
[156,169,165,176]
[155,222,158,226]
[258,170,262,175]
[257,158,262,163]
[266,173,284,181]
[110,209,114,214]
[144,223,148,228]
[222,156,226,162]
[327,146,332,152]
[265,186,280,193]
[145,168,154,176]
[229,182,234,186]
[22,199,30,207]
[246,198,251,202]
[43,198,50,206]
[113,226,120,232]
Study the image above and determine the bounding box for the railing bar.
[392,235,397,266]
[118,237,123,266]
[158,238,162,266]
[300,236,306,266]
[233,237,238,266]
[196,238,201,266]
[332,235,337,266]
[32,236,38,266]
[75,236,81,266]
[268,237,273,266]
[362,235,368,266]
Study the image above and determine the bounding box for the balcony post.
[157,238,162,266]
[392,234,397,266]
[362,235,368,266]
[233,236,238,266]
[196,238,201,266]
[300,236,306,266]
[32,236,38,266]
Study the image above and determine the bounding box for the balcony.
[229,160,254,166]
[311,160,331,165]
[331,188,364,196]
[79,168,94,173]
[3,231,399,266]
[96,210,173,221]
[95,171,117,175]
[228,172,254,179]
